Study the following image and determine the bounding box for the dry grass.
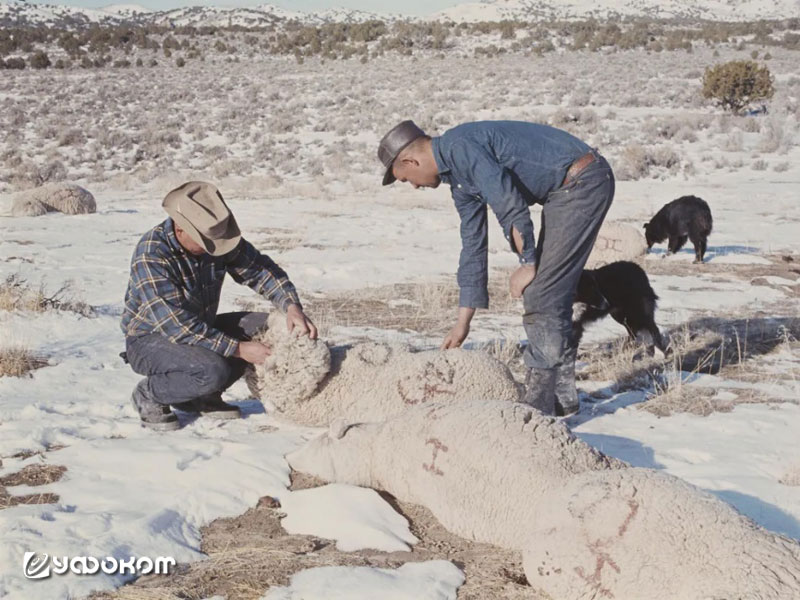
[0,345,47,378]
[91,471,543,600]
[578,315,799,416]
[250,227,305,252]
[0,463,67,510]
[237,275,521,339]
[640,252,800,281]
[642,382,773,417]
[0,273,94,316]
[474,333,527,381]
[780,463,800,487]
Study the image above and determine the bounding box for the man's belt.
[562,151,596,187]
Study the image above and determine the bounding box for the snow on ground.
[572,403,800,539]
[1,42,800,599]
[263,560,465,600]
[279,484,418,552]
[2,172,799,597]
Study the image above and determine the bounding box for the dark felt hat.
[377,120,427,185]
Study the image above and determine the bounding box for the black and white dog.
[573,261,666,355]
[644,195,713,263]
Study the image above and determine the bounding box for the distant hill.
[1,0,797,29]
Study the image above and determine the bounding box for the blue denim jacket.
[432,121,590,308]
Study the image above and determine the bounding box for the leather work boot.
[183,393,241,420]
[522,367,557,416]
[130,380,180,431]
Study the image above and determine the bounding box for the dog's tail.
[700,211,713,235]
[698,201,713,235]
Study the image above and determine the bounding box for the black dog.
[643,195,713,263]
[573,261,666,355]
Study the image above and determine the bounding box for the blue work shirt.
[431,121,590,308]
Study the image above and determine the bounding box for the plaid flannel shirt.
[121,218,301,357]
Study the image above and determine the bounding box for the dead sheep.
[288,399,800,599]
[526,468,800,600]
[246,312,522,427]
[10,198,49,217]
[585,221,648,269]
[287,399,623,549]
[11,184,96,217]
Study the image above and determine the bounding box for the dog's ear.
[642,222,649,229]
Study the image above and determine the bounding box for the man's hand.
[286,303,318,339]
[234,341,271,365]
[510,264,537,298]
[441,307,476,350]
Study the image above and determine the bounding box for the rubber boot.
[522,367,557,416]
[553,358,580,417]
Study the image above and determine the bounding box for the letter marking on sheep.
[423,438,449,476]
[574,497,638,599]
[397,361,457,405]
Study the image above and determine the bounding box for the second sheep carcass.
[288,398,800,600]
[11,183,96,216]
[586,221,648,268]
[245,312,522,427]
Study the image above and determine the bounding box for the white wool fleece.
[289,398,800,600]
[287,399,621,549]
[11,183,96,216]
[247,313,522,426]
[524,468,800,600]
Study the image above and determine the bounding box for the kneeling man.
[121,181,316,430]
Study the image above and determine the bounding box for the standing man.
[121,181,316,431]
[378,120,614,416]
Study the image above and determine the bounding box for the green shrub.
[30,51,51,69]
[702,60,774,114]
[4,56,26,69]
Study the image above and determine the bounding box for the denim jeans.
[522,153,614,405]
[125,311,269,406]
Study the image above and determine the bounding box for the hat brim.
[382,164,396,186]
[172,212,241,256]
[380,135,424,186]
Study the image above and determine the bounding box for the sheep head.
[287,418,377,485]
[249,311,331,411]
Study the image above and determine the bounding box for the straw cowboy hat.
[163,181,241,256]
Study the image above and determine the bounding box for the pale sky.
[24,0,461,17]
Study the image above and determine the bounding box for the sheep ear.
[329,417,352,440]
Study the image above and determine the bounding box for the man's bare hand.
[510,264,537,298]
[287,303,318,339]
[441,306,476,350]
[234,340,271,365]
[441,322,470,350]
